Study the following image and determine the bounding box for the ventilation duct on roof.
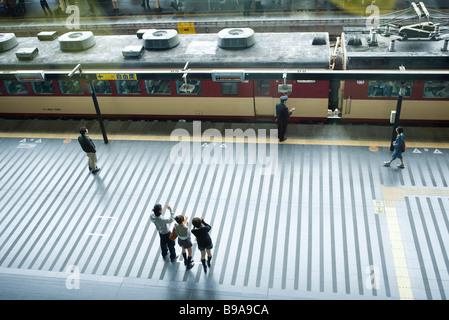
[59,31,96,52]
[217,28,256,49]
[346,35,362,46]
[312,36,327,45]
[122,45,145,58]
[16,48,39,60]
[37,31,58,41]
[143,29,180,50]
[0,33,18,52]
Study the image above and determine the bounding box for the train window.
[32,80,55,95]
[59,80,84,94]
[88,80,112,94]
[257,80,270,96]
[221,83,238,95]
[116,80,141,95]
[4,80,29,94]
[423,81,449,98]
[176,79,202,95]
[367,81,412,98]
[145,80,171,95]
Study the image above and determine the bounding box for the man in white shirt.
[150,204,177,261]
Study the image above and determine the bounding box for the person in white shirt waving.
[151,204,177,262]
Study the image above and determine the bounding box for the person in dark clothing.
[191,217,213,272]
[243,0,252,16]
[141,0,150,8]
[275,95,295,142]
[87,0,95,13]
[384,126,405,168]
[78,127,100,173]
[40,0,52,16]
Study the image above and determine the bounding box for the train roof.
[342,28,449,70]
[0,31,331,71]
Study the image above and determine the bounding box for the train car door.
[253,80,277,121]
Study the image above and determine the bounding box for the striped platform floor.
[0,128,448,300]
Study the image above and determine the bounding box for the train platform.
[0,0,424,20]
[0,6,367,37]
[1,0,447,37]
[0,117,449,303]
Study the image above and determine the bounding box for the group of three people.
[150,204,214,272]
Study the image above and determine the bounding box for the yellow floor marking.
[381,187,449,300]
[383,201,414,300]
[382,187,449,201]
[1,132,449,149]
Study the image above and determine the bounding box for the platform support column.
[89,81,109,144]
[68,64,108,144]
[390,84,405,150]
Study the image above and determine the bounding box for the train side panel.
[0,96,256,119]
[0,96,94,117]
[99,96,256,119]
[286,98,329,121]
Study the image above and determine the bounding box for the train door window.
[257,80,270,96]
[145,80,171,95]
[90,80,112,94]
[423,81,449,98]
[4,80,29,94]
[176,79,202,95]
[59,80,84,94]
[32,80,55,95]
[116,80,141,95]
[221,83,238,95]
[367,81,412,98]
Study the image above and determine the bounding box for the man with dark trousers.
[78,127,100,173]
[276,95,295,142]
[151,204,177,262]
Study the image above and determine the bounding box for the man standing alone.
[276,95,295,142]
[78,127,100,173]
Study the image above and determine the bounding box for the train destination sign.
[211,71,245,82]
[96,73,137,81]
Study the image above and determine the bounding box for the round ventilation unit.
[59,31,96,52]
[143,29,180,50]
[217,28,256,49]
[0,33,19,52]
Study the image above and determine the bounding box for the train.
[340,25,449,123]
[0,23,448,124]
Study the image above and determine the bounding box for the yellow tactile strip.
[382,187,449,201]
[1,132,449,149]
[381,187,449,300]
[384,205,414,300]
